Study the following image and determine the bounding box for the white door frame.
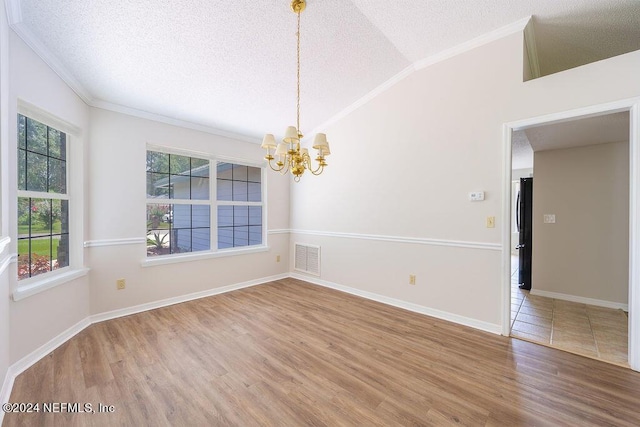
[501,97,640,371]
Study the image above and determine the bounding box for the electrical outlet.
[116,279,126,290]
[486,216,495,228]
[276,255,281,262]
[409,275,416,285]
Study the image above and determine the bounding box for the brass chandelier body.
[261,0,330,182]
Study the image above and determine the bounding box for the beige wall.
[291,31,640,329]
[8,29,91,364]
[88,108,291,315]
[532,141,629,304]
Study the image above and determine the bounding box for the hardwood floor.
[4,278,640,426]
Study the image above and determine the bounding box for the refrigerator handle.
[516,191,521,232]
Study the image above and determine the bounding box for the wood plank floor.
[4,278,640,426]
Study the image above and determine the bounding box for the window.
[146,149,263,258]
[17,114,69,279]
[217,162,262,249]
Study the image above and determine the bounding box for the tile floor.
[509,257,629,367]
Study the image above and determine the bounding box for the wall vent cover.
[294,243,320,276]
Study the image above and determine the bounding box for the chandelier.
[261,0,330,182]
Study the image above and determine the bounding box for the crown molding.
[309,16,532,136]
[523,17,541,80]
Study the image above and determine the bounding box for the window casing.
[17,114,70,279]
[146,149,264,258]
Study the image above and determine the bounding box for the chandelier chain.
[296,9,301,134]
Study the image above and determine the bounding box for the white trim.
[268,229,290,235]
[0,253,11,276]
[502,97,640,371]
[291,229,501,251]
[523,18,540,79]
[0,366,14,422]
[309,17,530,136]
[83,237,145,248]
[12,267,90,301]
[0,235,10,253]
[501,124,513,336]
[629,102,640,371]
[529,289,629,311]
[91,273,288,323]
[291,273,502,335]
[17,99,82,136]
[140,245,269,268]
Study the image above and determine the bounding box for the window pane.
[18,149,26,191]
[234,226,249,247]
[218,228,233,249]
[147,228,170,257]
[173,204,191,229]
[249,206,262,226]
[192,205,210,228]
[26,152,48,192]
[233,181,248,201]
[26,236,53,278]
[49,129,66,160]
[173,228,192,253]
[17,198,30,237]
[249,226,262,245]
[247,166,261,183]
[26,118,47,155]
[170,175,190,199]
[30,198,52,237]
[147,172,170,198]
[191,177,209,200]
[18,115,26,149]
[170,154,191,175]
[147,151,169,173]
[49,158,67,194]
[248,182,261,202]
[218,206,233,227]
[217,179,232,201]
[54,234,69,269]
[232,165,248,181]
[192,228,211,252]
[217,162,233,180]
[233,206,248,226]
[147,204,171,230]
[60,200,70,235]
[191,158,209,177]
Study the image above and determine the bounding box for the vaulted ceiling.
[9,0,640,142]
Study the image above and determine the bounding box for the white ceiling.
[10,0,640,142]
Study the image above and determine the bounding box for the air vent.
[294,243,320,276]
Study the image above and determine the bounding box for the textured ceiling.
[12,0,640,141]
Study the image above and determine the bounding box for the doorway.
[502,99,640,371]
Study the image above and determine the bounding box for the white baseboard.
[529,289,628,311]
[91,273,289,324]
[290,273,502,335]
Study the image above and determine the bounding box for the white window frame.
[143,145,267,267]
[13,102,88,301]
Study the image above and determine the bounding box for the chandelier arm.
[266,158,286,173]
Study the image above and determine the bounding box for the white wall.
[7,30,91,363]
[290,32,640,330]
[87,108,290,315]
[532,141,629,305]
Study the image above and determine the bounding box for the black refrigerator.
[516,177,533,290]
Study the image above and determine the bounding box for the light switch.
[544,214,556,224]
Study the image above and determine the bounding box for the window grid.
[17,114,69,280]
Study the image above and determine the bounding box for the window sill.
[13,267,90,301]
[141,245,270,268]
